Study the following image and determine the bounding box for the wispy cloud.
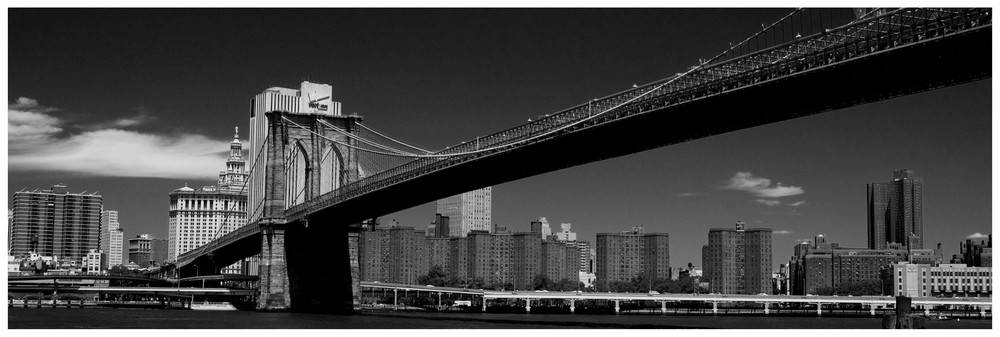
[677,192,702,197]
[774,230,793,235]
[789,201,807,207]
[754,199,781,206]
[8,98,227,179]
[966,233,990,239]
[723,171,804,198]
[79,107,157,130]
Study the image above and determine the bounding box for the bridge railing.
[285,8,989,223]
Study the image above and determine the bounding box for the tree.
[532,274,553,290]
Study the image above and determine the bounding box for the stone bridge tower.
[257,110,363,313]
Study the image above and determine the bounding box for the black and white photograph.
[5,3,993,330]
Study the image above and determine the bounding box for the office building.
[9,185,102,264]
[888,262,992,297]
[248,81,343,224]
[428,213,450,238]
[867,169,924,249]
[788,234,941,295]
[167,128,248,263]
[703,221,771,294]
[83,249,102,274]
[957,236,992,267]
[128,234,168,267]
[595,226,671,291]
[436,187,492,237]
[530,217,553,241]
[99,209,124,270]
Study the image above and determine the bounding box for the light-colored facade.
[83,249,102,274]
[99,209,124,270]
[890,263,993,297]
[248,81,342,224]
[167,129,249,263]
[436,187,492,237]
[556,222,577,241]
[9,185,102,264]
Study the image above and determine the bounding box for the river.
[7,308,992,329]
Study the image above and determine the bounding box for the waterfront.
[7,308,992,329]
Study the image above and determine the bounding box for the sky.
[6,8,992,270]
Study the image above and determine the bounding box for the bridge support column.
[980,306,987,318]
[661,301,667,314]
[482,297,487,312]
[870,304,876,317]
[924,305,931,316]
[569,299,575,313]
[614,300,620,314]
[257,223,291,311]
[525,299,531,313]
[712,302,718,315]
[816,303,822,316]
[393,289,398,309]
[764,302,770,315]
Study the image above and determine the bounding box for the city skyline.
[7,8,991,270]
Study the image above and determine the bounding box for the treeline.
[604,274,706,293]
[416,265,583,291]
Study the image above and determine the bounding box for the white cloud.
[8,98,227,179]
[966,233,990,239]
[80,107,157,130]
[774,230,793,235]
[8,98,63,144]
[754,199,781,206]
[723,171,804,198]
[789,201,807,207]
[677,192,702,197]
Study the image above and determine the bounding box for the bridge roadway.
[175,8,992,275]
[359,282,992,316]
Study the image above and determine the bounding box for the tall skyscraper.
[167,128,248,262]
[867,169,924,249]
[435,187,492,237]
[9,185,102,264]
[247,81,342,223]
[595,226,670,291]
[703,221,772,294]
[99,209,124,270]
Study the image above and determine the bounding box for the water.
[7,308,992,329]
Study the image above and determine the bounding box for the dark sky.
[7,8,992,269]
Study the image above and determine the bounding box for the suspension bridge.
[173,8,991,313]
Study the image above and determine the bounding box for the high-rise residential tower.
[703,221,772,294]
[435,187,492,237]
[9,185,102,264]
[595,226,670,291]
[867,169,924,250]
[247,81,342,223]
[99,209,124,270]
[167,128,249,263]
